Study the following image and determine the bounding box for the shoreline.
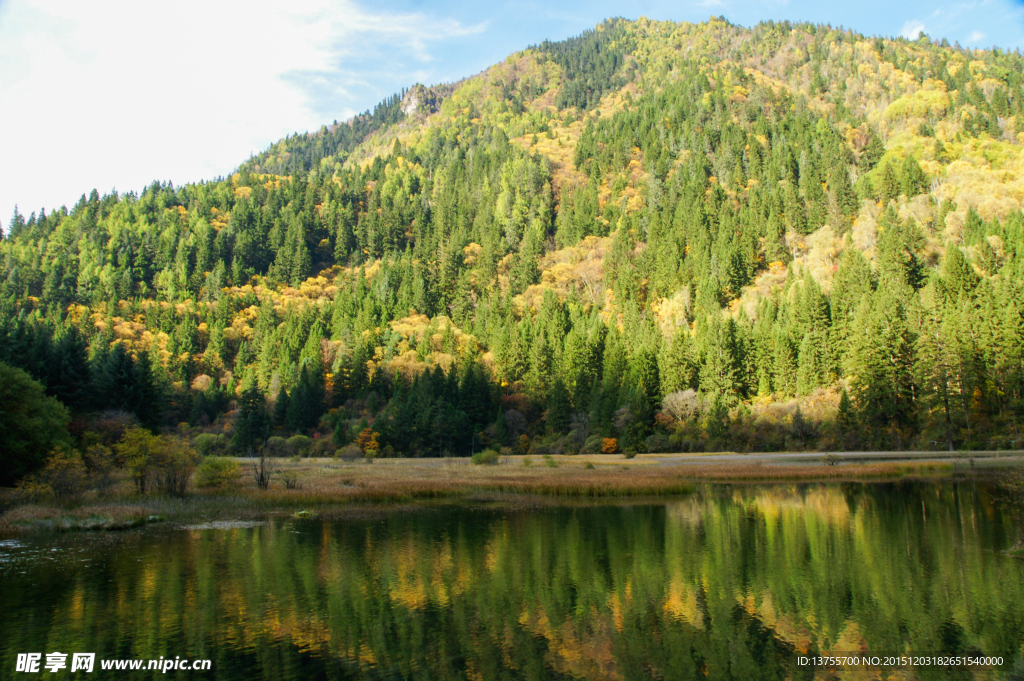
[2,453,1020,537]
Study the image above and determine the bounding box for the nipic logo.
[16,653,94,673]
[16,652,210,673]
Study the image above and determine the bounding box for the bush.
[644,433,671,454]
[543,454,558,468]
[265,436,290,458]
[622,448,637,459]
[353,428,381,457]
[335,443,364,461]
[471,449,500,465]
[33,448,86,505]
[116,428,158,493]
[149,438,200,496]
[83,444,117,494]
[193,433,225,457]
[286,435,313,457]
[195,457,241,488]
[117,428,199,496]
[309,437,336,458]
[601,438,619,454]
[518,434,531,454]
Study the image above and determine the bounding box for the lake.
[2,481,1023,680]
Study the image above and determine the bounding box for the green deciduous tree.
[0,363,71,486]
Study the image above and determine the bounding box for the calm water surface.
[2,481,1023,680]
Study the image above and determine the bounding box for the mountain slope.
[2,17,1023,462]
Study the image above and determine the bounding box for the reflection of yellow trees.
[6,485,1024,679]
[664,578,703,628]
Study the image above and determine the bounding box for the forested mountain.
[2,17,1024,466]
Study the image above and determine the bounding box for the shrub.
[265,436,290,458]
[280,470,301,489]
[149,438,200,496]
[195,457,241,488]
[623,448,637,459]
[310,437,336,458]
[584,462,596,470]
[117,428,199,496]
[89,410,138,447]
[523,457,532,467]
[354,428,380,455]
[117,428,158,493]
[471,449,500,465]
[644,433,671,454]
[193,433,225,457]
[335,443,364,461]
[36,447,87,505]
[518,434,531,454]
[286,435,313,457]
[822,454,841,467]
[601,438,619,454]
[543,454,558,468]
[83,444,117,494]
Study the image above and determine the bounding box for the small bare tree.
[252,446,276,490]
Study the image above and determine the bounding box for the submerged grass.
[0,455,1000,536]
[0,503,158,534]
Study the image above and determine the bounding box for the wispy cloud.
[0,0,481,220]
[900,19,927,38]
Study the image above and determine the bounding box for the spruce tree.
[234,382,269,454]
[547,377,571,434]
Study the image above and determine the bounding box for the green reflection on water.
[2,481,1023,680]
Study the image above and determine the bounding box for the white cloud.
[0,0,482,222]
[968,30,986,43]
[900,19,927,39]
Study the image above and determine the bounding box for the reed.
[0,455,978,536]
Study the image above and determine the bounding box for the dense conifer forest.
[2,17,1024,478]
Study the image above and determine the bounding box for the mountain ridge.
[1,16,1023,470]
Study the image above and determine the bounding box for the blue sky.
[0,0,1022,227]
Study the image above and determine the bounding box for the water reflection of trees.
[3,483,1023,680]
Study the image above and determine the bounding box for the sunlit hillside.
[2,17,1023,464]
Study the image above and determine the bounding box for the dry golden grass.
[194,455,957,505]
[0,503,156,535]
[0,455,975,536]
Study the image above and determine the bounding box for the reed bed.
[0,456,969,535]
[206,456,957,502]
[0,503,157,534]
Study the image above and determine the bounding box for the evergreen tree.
[547,377,571,433]
[846,292,916,447]
[233,382,269,454]
[49,327,92,411]
[273,385,290,428]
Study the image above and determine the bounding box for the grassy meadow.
[4,451,1021,537]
